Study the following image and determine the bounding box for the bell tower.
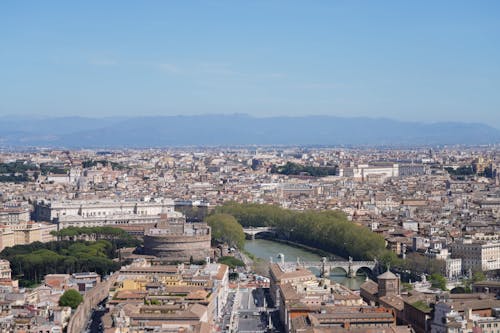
[377,269,400,297]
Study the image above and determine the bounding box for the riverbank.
[235,247,271,277]
[257,236,345,261]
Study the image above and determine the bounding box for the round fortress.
[143,222,211,262]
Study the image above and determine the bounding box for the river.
[245,239,366,290]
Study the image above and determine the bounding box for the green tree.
[472,271,486,282]
[271,162,338,177]
[402,282,413,292]
[214,202,390,261]
[430,273,448,291]
[403,253,444,276]
[206,214,245,249]
[0,239,126,286]
[461,270,486,293]
[217,256,245,269]
[445,166,474,176]
[59,289,83,309]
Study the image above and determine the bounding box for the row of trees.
[82,159,128,170]
[0,161,40,174]
[0,240,122,286]
[444,165,495,179]
[0,161,67,175]
[0,161,67,183]
[0,174,30,183]
[445,166,474,176]
[399,252,445,276]
[214,202,393,262]
[50,226,140,248]
[270,162,338,177]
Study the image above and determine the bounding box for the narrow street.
[84,300,107,333]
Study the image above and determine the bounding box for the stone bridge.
[288,256,378,278]
[242,226,277,239]
[446,280,466,291]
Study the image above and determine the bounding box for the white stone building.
[451,239,500,272]
[34,198,176,228]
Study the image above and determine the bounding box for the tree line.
[82,159,128,170]
[0,161,67,183]
[51,226,141,248]
[213,202,393,262]
[208,204,466,277]
[270,162,338,177]
[445,166,474,176]
[1,226,139,286]
[0,240,122,286]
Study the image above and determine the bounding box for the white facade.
[34,198,176,228]
[402,221,419,232]
[432,304,500,333]
[339,164,399,181]
[451,239,500,272]
[444,258,462,279]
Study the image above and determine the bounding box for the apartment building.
[450,239,500,272]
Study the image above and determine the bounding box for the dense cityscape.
[2,1,500,332]
[0,146,498,332]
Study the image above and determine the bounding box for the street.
[84,300,107,333]
[235,287,272,333]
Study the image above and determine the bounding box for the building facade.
[451,239,500,272]
[34,198,176,228]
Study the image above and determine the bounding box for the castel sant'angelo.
[143,212,212,262]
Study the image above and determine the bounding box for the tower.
[377,269,400,297]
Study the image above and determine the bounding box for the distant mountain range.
[0,115,498,147]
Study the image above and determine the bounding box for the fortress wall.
[144,234,211,261]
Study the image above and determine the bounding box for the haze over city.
[1,1,500,128]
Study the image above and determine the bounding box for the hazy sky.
[1,1,499,126]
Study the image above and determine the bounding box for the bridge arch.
[305,266,322,277]
[329,266,349,276]
[242,227,276,239]
[353,266,373,277]
[450,286,466,294]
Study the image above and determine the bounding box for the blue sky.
[1,1,499,127]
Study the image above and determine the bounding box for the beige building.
[0,259,11,280]
[113,259,229,325]
[432,301,500,333]
[0,206,30,225]
[271,264,409,333]
[269,262,316,305]
[451,239,500,272]
[0,226,15,251]
[0,222,57,251]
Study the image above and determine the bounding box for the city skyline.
[1,1,500,127]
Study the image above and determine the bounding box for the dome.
[377,270,398,280]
